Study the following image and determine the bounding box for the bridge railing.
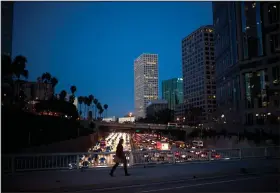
[2,147,279,173]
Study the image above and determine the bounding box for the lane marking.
[75,173,256,192]
[139,175,278,193]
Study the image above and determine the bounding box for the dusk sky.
[12,2,213,117]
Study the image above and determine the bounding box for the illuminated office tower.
[134,53,159,118]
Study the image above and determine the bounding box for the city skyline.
[12,1,213,117]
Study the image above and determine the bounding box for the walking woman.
[110,138,130,176]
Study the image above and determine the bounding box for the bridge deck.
[2,158,279,192]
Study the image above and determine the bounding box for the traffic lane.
[137,174,280,193]
[88,174,279,193]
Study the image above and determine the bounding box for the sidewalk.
[2,158,279,192]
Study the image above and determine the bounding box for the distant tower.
[134,53,159,118]
[182,25,216,124]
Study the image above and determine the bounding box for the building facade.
[162,78,183,110]
[182,25,216,124]
[212,2,241,123]
[134,53,159,118]
[118,116,135,123]
[174,103,185,121]
[1,1,14,56]
[213,2,280,132]
[146,99,168,117]
[15,81,54,101]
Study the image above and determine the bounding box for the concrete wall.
[21,133,99,154]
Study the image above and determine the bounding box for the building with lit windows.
[212,2,241,126]
[213,2,280,132]
[146,99,168,117]
[134,53,159,118]
[162,78,183,110]
[182,25,216,125]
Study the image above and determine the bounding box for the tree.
[99,108,104,118]
[13,55,29,81]
[86,96,92,119]
[42,72,51,84]
[69,95,75,104]
[69,85,77,103]
[93,98,98,119]
[50,77,58,88]
[41,72,52,100]
[78,96,83,116]
[96,102,102,118]
[2,55,29,102]
[70,85,77,95]
[83,96,89,118]
[59,90,67,101]
[104,104,108,118]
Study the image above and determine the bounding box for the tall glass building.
[182,25,216,124]
[212,2,241,121]
[134,53,159,118]
[162,78,183,110]
[213,2,280,130]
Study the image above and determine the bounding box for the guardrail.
[2,147,279,173]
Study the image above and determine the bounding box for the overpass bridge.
[93,121,195,132]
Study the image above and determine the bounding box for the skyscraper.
[134,53,159,118]
[1,1,14,56]
[182,25,216,124]
[213,2,280,130]
[162,78,183,110]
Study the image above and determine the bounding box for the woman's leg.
[110,162,119,175]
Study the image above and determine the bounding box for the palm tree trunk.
[84,105,86,119]
[95,106,97,119]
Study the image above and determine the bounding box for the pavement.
[2,158,280,192]
[80,173,280,193]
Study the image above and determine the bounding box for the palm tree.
[41,72,52,100]
[50,77,58,98]
[103,104,108,118]
[86,97,92,119]
[59,90,67,101]
[70,85,77,95]
[78,96,83,116]
[42,72,51,83]
[69,85,77,103]
[83,96,89,118]
[96,102,102,118]
[88,94,94,116]
[93,98,98,119]
[99,108,104,118]
[3,55,29,101]
[13,55,29,81]
[51,77,58,89]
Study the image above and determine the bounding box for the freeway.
[79,173,280,193]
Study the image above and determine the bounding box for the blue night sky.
[12,2,213,117]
